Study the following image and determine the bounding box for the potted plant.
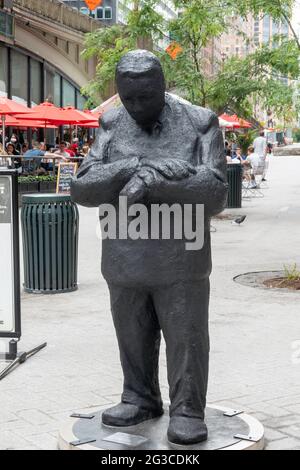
[236,130,258,157]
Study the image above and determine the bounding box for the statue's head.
[116,50,166,127]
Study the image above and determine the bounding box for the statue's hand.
[120,167,161,204]
[141,158,197,181]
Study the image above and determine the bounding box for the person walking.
[253,130,267,181]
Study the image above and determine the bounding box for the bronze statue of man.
[71,50,227,445]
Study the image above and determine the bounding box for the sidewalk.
[1,155,300,450]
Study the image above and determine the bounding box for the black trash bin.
[21,194,79,294]
[227,163,242,208]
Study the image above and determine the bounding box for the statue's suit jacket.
[71,94,228,287]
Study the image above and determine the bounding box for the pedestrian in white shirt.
[253,131,267,158]
[253,131,268,180]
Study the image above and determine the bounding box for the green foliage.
[82,0,300,125]
[208,39,300,122]
[161,1,229,106]
[236,130,259,155]
[126,0,165,43]
[18,175,56,183]
[81,25,135,105]
[292,128,300,142]
[283,263,300,281]
[81,1,164,104]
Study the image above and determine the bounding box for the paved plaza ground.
[1,155,300,450]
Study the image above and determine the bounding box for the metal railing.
[13,0,99,33]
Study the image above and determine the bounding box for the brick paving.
[1,155,300,450]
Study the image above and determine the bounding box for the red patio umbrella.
[76,109,100,128]
[6,117,58,129]
[219,114,240,127]
[231,114,252,129]
[78,109,100,128]
[2,115,20,126]
[15,102,70,124]
[60,107,99,138]
[78,121,99,128]
[219,113,252,129]
[61,106,98,125]
[0,97,30,144]
[14,102,89,143]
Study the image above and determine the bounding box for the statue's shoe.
[167,416,208,445]
[102,402,164,427]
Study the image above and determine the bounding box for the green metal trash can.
[227,163,242,209]
[21,194,79,294]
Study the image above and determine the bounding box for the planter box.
[18,180,56,194]
[18,181,40,194]
[39,181,56,193]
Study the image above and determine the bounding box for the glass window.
[80,7,90,15]
[62,79,75,107]
[30,59,42,106]
[11,50,28,105]
[45,68,54,103]
[96,7,103,19]
[0,10,14,38]
[281,20,289,36]
[0,44,8,97]
[272,19,279,36]
[76,91,86,110]
[104,7,112,20]
[263,15,270,44]
[54,73,61,106]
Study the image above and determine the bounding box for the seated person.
[231,147,243,163]
[0,142,7,167]
[6,142,21,172]
[53,142,70,160]
[21,143,29,154]
[242,146,261,188]
[23,141,46,173]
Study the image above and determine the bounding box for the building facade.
[221,14,292,60]
[63,0,116,25]
[0,0,99,109]
[63,0,177,50]
[221,15,254,61]
[63,1,177,25]
[201,38,222,78]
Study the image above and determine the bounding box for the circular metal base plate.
[58,404,264,451]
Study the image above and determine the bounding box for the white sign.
[0,175,15,333]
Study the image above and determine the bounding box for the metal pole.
[1,115,6,149]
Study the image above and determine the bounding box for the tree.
[209,39,300,122]
[161,1,300,121]
[81,0,164,105]
[81,0,300,125]
[161,0,228,106]
[234,0,300,49]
